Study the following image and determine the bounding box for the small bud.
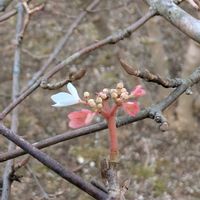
[88,99,96,107]
[99,92,107,100]
[120,93,129,100]
[110,89,117,93]
[117,82,124,89]
[97,103,103,109]
[103,88,109,94]
[111,92,118,99]
[84,91,90,98]
[121,88,127,93]
[96,97,103,103]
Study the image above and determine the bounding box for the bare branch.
[145,0,200,43]
[0,8,16,22]
[40,69,86,90]
[119,58,183,88]
[1,2,24,199]
[0,124,108,200]
[26,164,49,200]
[0,9,155,120]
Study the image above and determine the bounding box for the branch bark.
[1,2,24,199]
[145,0,200,43]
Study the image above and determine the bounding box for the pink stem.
[107,114,118,162]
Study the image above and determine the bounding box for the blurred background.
[0,0,200,199]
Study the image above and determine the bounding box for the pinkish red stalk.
[107,114,119,162]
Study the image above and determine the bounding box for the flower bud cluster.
[83,88,109,112]
[111,82,130,104]
[83,82,133,112]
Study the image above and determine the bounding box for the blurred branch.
[19,1,45,39]
[0,0,32,23]
[0,124,108,200]
[1,64,200,162]
[144,0,200,43]
[1,2,24,200]
[119,58,183,88]
[0,0,13,12]
[0,9,156,120]
[0,8,16,22]
[22,48,49,60]
[26,164,49,200]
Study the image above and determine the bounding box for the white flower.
[51,83,80,107]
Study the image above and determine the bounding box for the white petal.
[51,92,79,107]
[67,83,80,100]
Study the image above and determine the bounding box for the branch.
[40,69,86,90]
[26,164,49,200]
[0,9,155,120]
[0,124,108,200]
[119,58,183,88]
[0,112,149,162]
[1,65,200,162]
[1,2,24,199]
[0,8,16,22]
[145,0,200,43]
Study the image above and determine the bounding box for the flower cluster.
[51,82,145,129]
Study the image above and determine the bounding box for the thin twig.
[40,69,86,90]
[26,164,49,200]
[119,58,183,88]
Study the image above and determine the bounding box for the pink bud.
[131,85,146,97]
[68,109,96,128]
